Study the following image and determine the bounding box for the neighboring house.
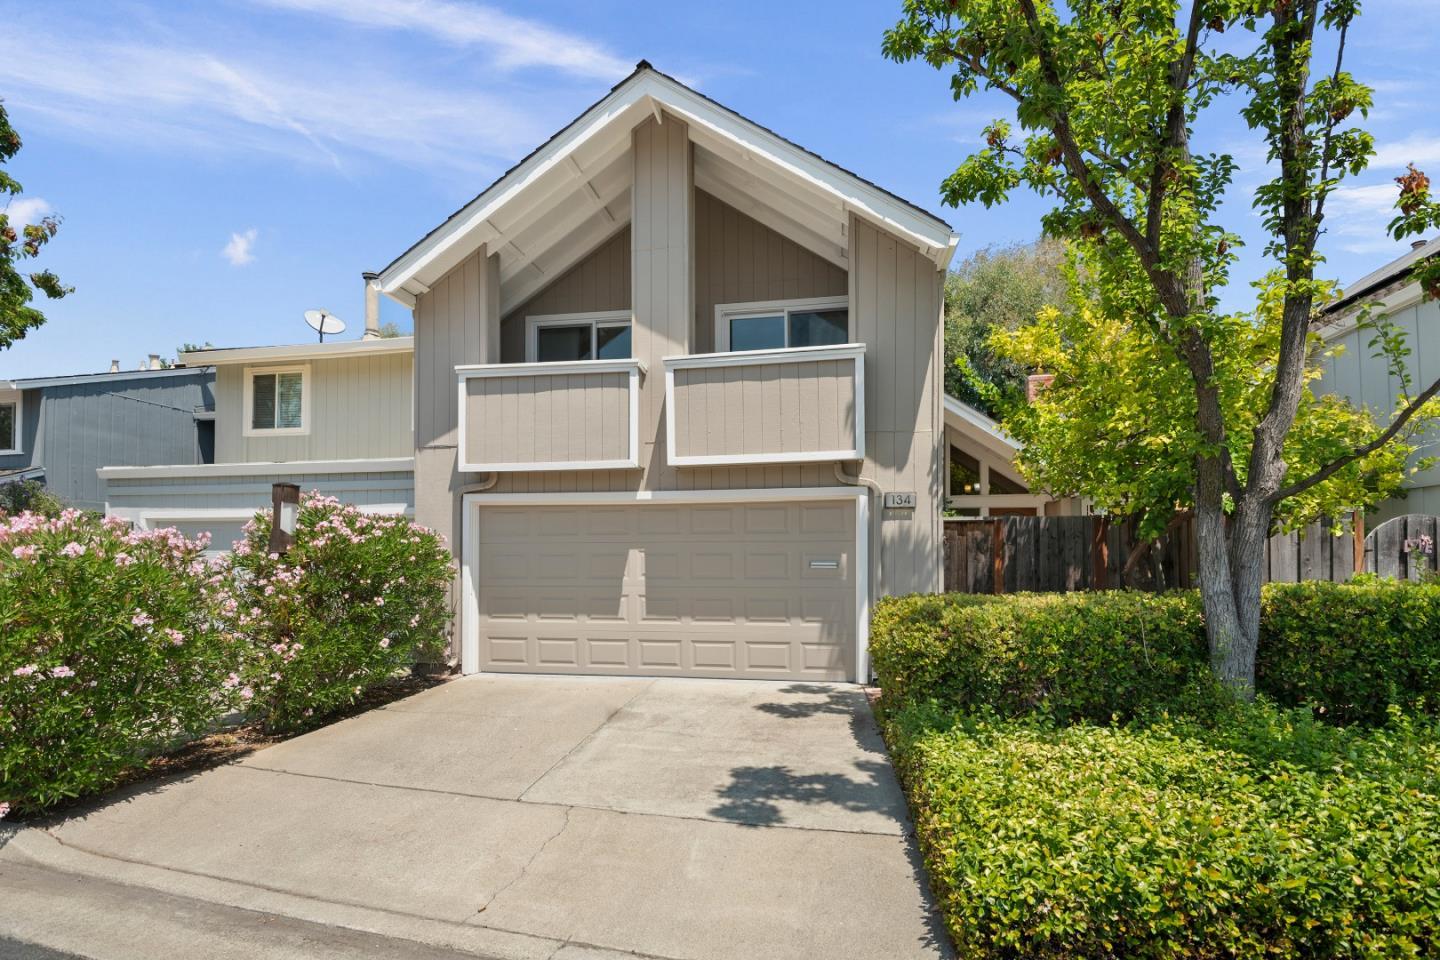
[101,337,414,549]
[0,363,214,511]
[943,394,1079,517]
[1316,236,1440,521]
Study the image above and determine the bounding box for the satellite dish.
[303,309,347,342]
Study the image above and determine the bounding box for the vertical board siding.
[464,371,630,465]
[14,372,212,511]
[500,227,632,363]
[215,352,413,464]
[670,359,858,459]
[692,189,847,354]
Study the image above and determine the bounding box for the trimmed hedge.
[887,702,1440,959]
[872,581,1440,723]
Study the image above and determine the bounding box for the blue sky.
[1,0,1437,378]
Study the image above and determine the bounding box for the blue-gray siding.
[0,371,214,511]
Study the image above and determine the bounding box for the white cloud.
[222,228,258,266]
[1321,182,1410,255]
[0,24,552,175]
[4,196,51,226]
[1372,134,1440,173]
[247,0,631,80]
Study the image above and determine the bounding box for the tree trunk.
[1193,497,1252,697]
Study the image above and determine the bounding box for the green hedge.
[872,581,1440,724]
[887,702,1440,959]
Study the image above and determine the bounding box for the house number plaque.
[883,491,917,509]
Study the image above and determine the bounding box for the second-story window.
[714,296,849,352]
[0,394,19,455]
[526,312,632,363]
[245,365,309,436]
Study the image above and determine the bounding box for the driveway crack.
[472,805,574,921]
[516,679,656,801]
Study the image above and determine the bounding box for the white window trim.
[0,390,22,456]
[713,295,849,352]
[525,311,633,363]
[459,487,870,681]
[945,436,1035,517]
[242,364,311,438]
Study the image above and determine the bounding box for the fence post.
[1091,516,1109,590]
[1352,510,1365,575]
[991,519,1005,595]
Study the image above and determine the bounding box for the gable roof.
[944,393,1019,462]
[373,62,959,310]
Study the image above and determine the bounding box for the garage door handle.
[809,559,839,570]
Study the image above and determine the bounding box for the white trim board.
[455,358,643,473]
[15,366,213,390]
[98,457,415,481]
[182,337,414,366]
[662,343,865,467]
[458,486,872,681]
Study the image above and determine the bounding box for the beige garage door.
[475,500,856,680]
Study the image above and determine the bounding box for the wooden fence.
[942,513,1439,594]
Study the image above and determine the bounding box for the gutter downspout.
[834,461,881,681]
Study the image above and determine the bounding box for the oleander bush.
[887,701,1440,959]
[0,511,236,816]
[872,580,1440,723]
[223,493,450,733]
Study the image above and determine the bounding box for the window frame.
[525,311,633,363]
[713,295,850,353]
[0,390,21,456]
[243,364,311,437]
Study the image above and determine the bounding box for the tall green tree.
[884,0,1440,696]
[944,239,1068,414]
[0,100,69,349]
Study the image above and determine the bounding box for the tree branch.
[1271,374,1440,504]
[1311,12,1353,226]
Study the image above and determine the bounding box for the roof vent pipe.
[1413,239,1430,251]
[109,359,120,373]
[148,353,162,370]
[362,271,381,340]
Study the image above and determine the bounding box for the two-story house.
[363,62,957,683]
[1,361,214,511]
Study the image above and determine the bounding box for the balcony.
[456,358,643,472]
[662,343,865,467]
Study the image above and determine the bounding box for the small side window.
[0,401,16,453]
[246,366,308,435]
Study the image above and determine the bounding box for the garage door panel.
[475,501,855,680]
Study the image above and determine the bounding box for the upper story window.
[0,392,19,455]
[526,312,633,363]
[244,364,309,436]
[714,296,849,353]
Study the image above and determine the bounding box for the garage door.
[474,500,856,680]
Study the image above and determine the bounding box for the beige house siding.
[669,357,859,461]
[500,227,632,363]
[850,215,944,596]
[462,369,632,467]
[213,352,413,463]
[693,189,848,353]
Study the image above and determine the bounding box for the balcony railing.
[456,358,643,472]
[662,343,865,467]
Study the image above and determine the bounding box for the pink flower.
[114,552,135,567]
[164,628,185,646]
[12,665,37,677]
[0,802,9,820]
[239,686,254,701]
[61,541,86,558]
[11,545,36,561]
[222,673,240,689]
[50,665,75,679]
[131,611,154,627]
[379,638,390,649]
[374,596,385,607]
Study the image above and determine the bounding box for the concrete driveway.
[0,676,950,960]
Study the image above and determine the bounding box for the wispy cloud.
[3,196,52,226]
[1371,134,1440,173]
[247,0,631,80]
[1322,182,1409,255]
[222,228,258,266]
[0,23,551,175]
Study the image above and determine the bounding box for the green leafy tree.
[885,0,1440,695]
[0,101,69,349]
[987,271,1419,539]
[944,239,1068,414]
